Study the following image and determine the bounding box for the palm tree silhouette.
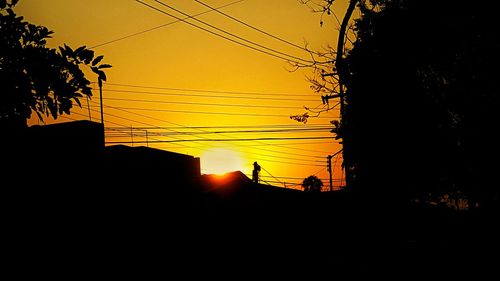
[302,175,323,192]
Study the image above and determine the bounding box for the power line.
[103,106,339,119]
[106,136,334,143]
[152,140,334,148]
[269,142,335,154]
[106,127,331,135]
[95,103,326,164]
[106,127,150,140]
[258,175,323,181]
[259,175,343,182]
[193,0,321,56]
[255,166,337,187]
[98,88,319,102]
[104,134,324,167]
[109,124,330,129]
[102,107,335,157]
[258,177,272,185]
[71,109,172,145]
[246,152,322,164]
[240,141,334,147]
[72,110,181,146]
[70,111,125,128]
[312,166,328,176]
[245,177,303,188]
[134,0,310,66]
[106,127,330,138]
[103,97,319,110]
[152,142,332,158]
[96,100,335,158]
[103,82,315,97]
[85,101,205,150]
[101,101,305,138]
[90,0,245,49]
[60,115,79,121]
[153,0,313,64]
[250,157,322,167]
[80,100,334,168]
[257,167,332,188]
[260,165,283,185]
[104,138,329,164]
[108,135,323,164]
[103,130,335,166]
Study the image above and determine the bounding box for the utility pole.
[327,155,333,191]
[130,126,134,147]
[86,96,92,122]
[98,78,104,125]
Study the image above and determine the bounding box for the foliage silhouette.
[0,0,111,128]
[300,0,499,208]
[343,0,499,205]
[302,175,323,192]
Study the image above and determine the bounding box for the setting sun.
[201,148,244,175]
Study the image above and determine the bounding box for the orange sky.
[18,0,347,189]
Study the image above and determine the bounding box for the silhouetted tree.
[300,0,500,207]
[302,175,323,192]
[345,0,499,203]
[0,0,111,128]
[305,0,499,204]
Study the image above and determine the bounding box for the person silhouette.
[252,161,261,183]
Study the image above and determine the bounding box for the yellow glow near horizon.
[17,0,346,187]
[201,148,244,175]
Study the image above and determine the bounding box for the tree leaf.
[92,55,104,66]
[84,50,94,64]
[64,44,73,54]
[74,45,86,55]
[35,110,43,123]
[98,70,107,82]
[0,0,7,9]
[77,49,94,64]
[74,98,82,108]
[98,64,112,69]
[82,87,92,97]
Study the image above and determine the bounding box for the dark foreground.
[5,171,499,279]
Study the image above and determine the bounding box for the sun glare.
[201,148,244,175]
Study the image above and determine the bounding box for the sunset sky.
[18,0,348,189]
